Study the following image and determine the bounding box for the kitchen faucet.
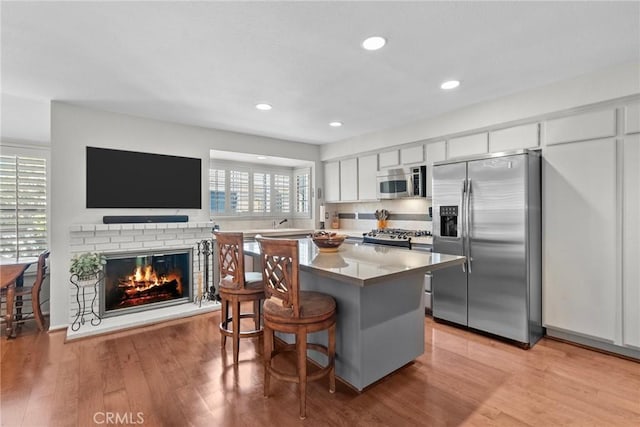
[273,218,288,229]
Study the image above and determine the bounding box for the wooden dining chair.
[256,237,336,420]
[1,250,50,334]
[214,231,265,365]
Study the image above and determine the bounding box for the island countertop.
[244,238,465,287]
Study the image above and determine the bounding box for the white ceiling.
[2,1,639,145]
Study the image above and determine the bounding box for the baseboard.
[546,328,640,361]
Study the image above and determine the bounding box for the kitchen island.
[244,238,465,391]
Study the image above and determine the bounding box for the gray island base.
[244,238,465,391]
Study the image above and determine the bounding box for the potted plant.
[69,252,106,285]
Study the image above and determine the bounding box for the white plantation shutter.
[229,170,249,214]
[0,155,47,260]
[295,169,310,215]
[253,172,271,214]
[273,174,290,213]
[209,168,226,214]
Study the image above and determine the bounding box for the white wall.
[321,61,640,160]
[50,102,320,329]
[1,93,51,144]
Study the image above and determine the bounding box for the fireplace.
[100,249,192,318]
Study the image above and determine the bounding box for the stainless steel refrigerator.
[432,150,542,347]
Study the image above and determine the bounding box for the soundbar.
[103,215,189,224]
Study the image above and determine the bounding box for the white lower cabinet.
[543,138,618,342]
[623,135,640,349]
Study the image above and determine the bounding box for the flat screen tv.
[86,147,202,208]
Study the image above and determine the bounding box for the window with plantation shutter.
[209,168,226,214]
[253,172,271,214]
[295,168,310,216]
[273,174,290,213]
[229,170,249,214]
[0,155,47,261]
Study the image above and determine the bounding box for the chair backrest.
[214,232,246,288]
[256,238,300,317]
[32,250,50,293]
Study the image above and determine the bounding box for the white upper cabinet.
[448,133,488,158]
[489,123,539,152]
[543,138,617,342]
[545,109,616,145]
[623,135,640,349]
[378,150,400,169]
[323,161,340,202]
[400,145,425,165]
[357,154,378,201]
[425,141,446,198]
[339,158,358,202]
[624,103,640,135]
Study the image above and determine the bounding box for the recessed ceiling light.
[441,80,460,90]
[255,103,272,110]
[329,121,343,127]
[257,156,267,160]
[361,36,386,51]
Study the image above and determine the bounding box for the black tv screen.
[86,147,202,208]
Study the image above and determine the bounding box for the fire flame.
[123,265,183,296]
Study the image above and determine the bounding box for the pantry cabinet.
[545,109,616,145]
[623,134,640,349]
[543,138,618,342]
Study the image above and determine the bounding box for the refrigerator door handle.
[467,179,473,273]
[461,179,467,273]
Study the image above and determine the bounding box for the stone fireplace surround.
[67,221,219,340]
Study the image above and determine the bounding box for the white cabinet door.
[324,161,340,202]
[339,158,358,201]
[448,133,488,158]
[425,141,446,198]
[379,150,400,169]
[358,154,378,201]
[624,103,640,135]
[623,135,640,349]
[400,145,424,165]
[489,123,539,152]
[543,138,617,342]
[545,109,616,145]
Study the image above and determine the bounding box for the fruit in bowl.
[310,231,346,252]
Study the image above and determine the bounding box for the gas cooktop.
[362,228,432,249]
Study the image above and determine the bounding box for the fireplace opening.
[101,249,192,317]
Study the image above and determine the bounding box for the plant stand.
[70,271,103,331]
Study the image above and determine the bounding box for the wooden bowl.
[311,234,346,252]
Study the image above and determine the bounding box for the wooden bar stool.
[215,232,265,365]
[256,237,336,420]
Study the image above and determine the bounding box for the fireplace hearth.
[101,249,192,317]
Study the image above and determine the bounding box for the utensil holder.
[377,219,387,229]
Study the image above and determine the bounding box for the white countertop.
[244,238,463,286]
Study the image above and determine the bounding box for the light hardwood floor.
[1,312,639,426]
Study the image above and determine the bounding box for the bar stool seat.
[215,232,265,365]
[257,237,336,420]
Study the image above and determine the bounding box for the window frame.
[209,160,297,218]
[0,141,50,262]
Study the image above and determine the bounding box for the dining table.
[1,257,38,338]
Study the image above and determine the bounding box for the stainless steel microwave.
[376,165,427,199]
